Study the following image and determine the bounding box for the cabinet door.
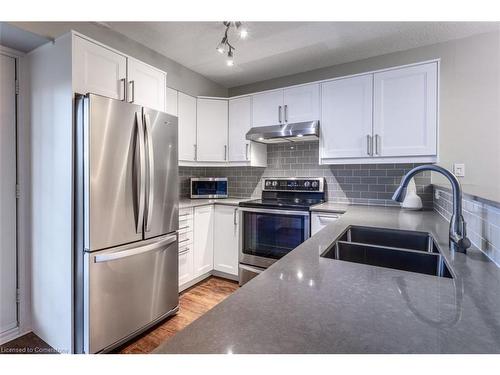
[373,63,438,157]
[252,90,284,127]
[320,75,373,159]
[311,212,340,236]
[127,58,166,111]
[283,83,320,123]
[165,87,178,116]
[73,35,127,100]
[214,206,239,276]
[228,96,252,162]
[193,205,214,277]
[178,92,197,161]
[197,98,228,162]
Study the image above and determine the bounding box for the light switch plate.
[453,163,465,177]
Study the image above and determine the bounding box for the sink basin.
[338,226,438,253]
[321,226,453,278]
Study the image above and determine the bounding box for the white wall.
[230,30,500,195]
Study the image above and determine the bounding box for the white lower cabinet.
[178,208,194,288]
[311,211,341,236]
[214,205,239,276]
[193,205,214,277]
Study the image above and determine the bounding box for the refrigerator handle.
[144,113,155,232]
[136,112,146,234]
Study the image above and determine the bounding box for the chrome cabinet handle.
[278,105,282,123]
[120,78,127,101]
[193,144,197,160]
[144,113,155,232]
[179,247,190,255]
[179,213,190,217]
[233,208,238,225]
[179,238,190,244]
[224,145,227,160]
[284,104,288,122]
[245,143,249,160]
[178,225,189,231]
[366,134,372,156]
[94,234,177,263]
[135,112,146,234]
[375,134,381,155]
[129,80,135,103]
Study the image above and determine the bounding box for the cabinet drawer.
[178,231,193,246]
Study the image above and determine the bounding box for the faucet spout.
[392,165,471,253]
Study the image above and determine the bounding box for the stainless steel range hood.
[245,121,319,144]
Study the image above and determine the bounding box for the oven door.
[239,207,310,268]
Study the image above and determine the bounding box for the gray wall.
[180,141,433,208]
[229,30,500,196]
[11,22,227,97]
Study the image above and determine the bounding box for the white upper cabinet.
[127,58,166,111]
[196,98,228,162]
[283,83,320,123]
[321,75,373,159]
[228,96,251,162]
[178,92,197,161]
[165,87,178,116]
[73,35,127,100]
[213,205,239,276]
[252,90,284,127]
[373,63,438,157]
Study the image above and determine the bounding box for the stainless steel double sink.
[321,226,453,278]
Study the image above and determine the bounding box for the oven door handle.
[238,207,311,216]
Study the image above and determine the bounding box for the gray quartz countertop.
[179,197,253,209]
[155,205,500,354]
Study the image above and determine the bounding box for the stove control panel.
[262,178,324,192]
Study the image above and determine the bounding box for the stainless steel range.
[238,177,325,285]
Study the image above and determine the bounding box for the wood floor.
[117,276,238,353]
[0,276,238,354]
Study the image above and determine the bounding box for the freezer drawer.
[83,233,179,353]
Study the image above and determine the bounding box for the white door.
[127,58,166,111]
[228,96,252,162]
[321,75,374,159]
[252,90,284,127]
[73,35,127,100]
[196,98,228,162]
[214,206,239,276]
[193,205,214,277]
[373,62,438,157]
[0,53,17,335]
[165,87,178,116]
[283,83,320,123]
[178,92,197,161]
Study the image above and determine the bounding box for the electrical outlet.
[453,163,465,177]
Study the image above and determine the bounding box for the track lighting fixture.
[216,22,248,66]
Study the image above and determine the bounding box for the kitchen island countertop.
[156,205,500,353]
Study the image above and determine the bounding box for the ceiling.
[105,22,499,88]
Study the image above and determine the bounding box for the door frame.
[0,45,31,345]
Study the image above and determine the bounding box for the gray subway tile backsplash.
[434,187,500,266]
[180,141,433,208]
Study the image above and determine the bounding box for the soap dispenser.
[401,177,423,210]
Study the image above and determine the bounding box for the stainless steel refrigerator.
[74,94,179,354]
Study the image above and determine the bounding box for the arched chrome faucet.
[392,165,471,253]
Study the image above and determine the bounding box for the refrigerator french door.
[75,94,179,353]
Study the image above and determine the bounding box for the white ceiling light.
[216,21,247,66]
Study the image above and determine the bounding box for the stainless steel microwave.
[190,178,228,199]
